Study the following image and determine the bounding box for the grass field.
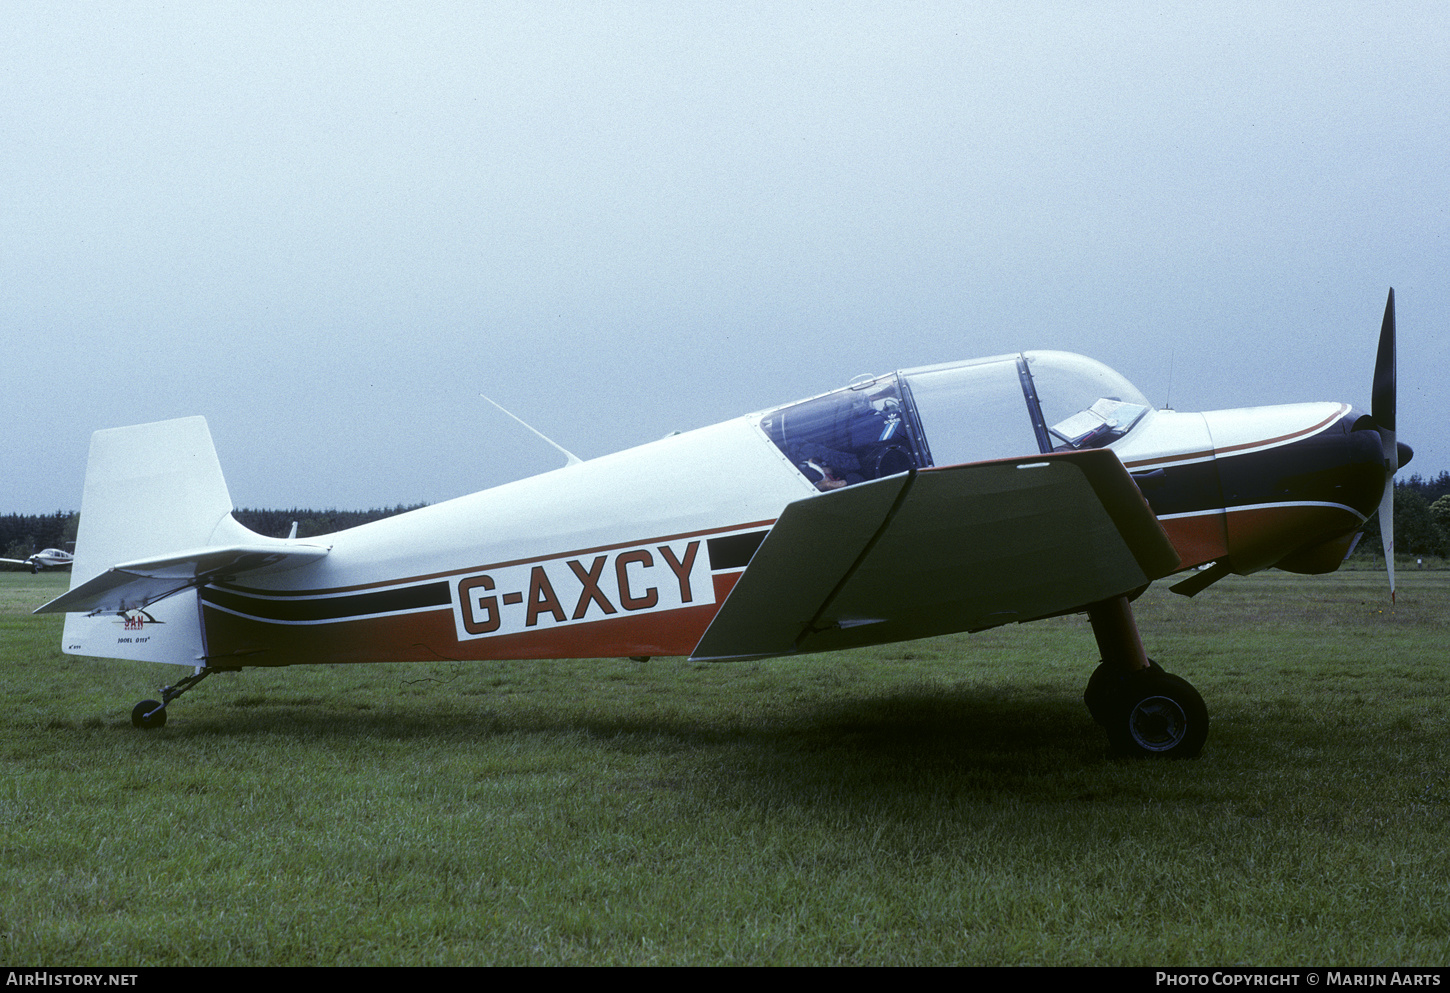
[3,567,1448,966]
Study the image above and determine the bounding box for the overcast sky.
[4,2,1447,515]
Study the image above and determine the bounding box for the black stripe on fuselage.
[706,530,768,570]
[200,527,775,624]
[200,582,451,623]
[1214,418,1384,517]
[1130,459,1223,518]
[1128,413,1383,520]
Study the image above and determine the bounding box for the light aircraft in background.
[37,291,1409,758]
[3,548,73,573]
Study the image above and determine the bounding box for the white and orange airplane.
[38,291,1408,757]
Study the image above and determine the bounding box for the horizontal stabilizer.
[691,449,1180,661]
[36,544,331,616]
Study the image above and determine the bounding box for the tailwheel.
[1105,669,1208,759]
[126,666,236,730]
[131,699,167,729]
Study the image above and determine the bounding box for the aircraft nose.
[1398,441,1414,470]
[1220,411,1393,575]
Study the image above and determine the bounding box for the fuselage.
[194,352,1389,668]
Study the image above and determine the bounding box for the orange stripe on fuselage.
[202,571,745,667]
[1155,503,1362,579]
[1222,502,1365,575]
[1156,513,1229,570]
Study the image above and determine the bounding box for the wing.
[690,448,1180,661]
[34,544,330,616]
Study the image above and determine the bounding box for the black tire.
[1083,659,1121,726]
[131,700,167,729]
[1084,657,1164,727]
[1106,670,1207,759]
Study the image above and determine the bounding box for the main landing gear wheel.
[131,700,167,729]
[1084,596,1209,758]
[1094,668,1208,759]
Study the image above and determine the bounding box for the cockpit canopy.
[759,351,1152,490]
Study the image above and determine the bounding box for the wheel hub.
[1129,695,1188,751]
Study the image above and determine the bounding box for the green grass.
[3,568,1448,965]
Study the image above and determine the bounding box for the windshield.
[761,351,1152,487]
[1025,351,1153,450]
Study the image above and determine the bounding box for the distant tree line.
[231,505,430,539]
[1356,472,1450,559]
[0,505,426,565]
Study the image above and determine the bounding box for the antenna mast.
[480,394,583,467]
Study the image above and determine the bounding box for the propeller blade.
[1373,288,1396,434]
[1380,458,1396,602]
[1372,288,1398,601]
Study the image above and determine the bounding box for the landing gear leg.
[1084,595,1207,758]
[130,666,233,729]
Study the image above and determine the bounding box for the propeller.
[1371,288,1404,600]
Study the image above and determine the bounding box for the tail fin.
[68,416,239,586]
[41,417,328,667]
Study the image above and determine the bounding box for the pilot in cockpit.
[794,442,861,490]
